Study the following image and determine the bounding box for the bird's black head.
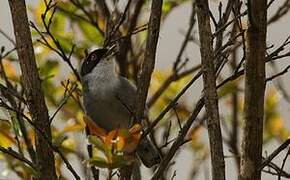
[81,48,108,77]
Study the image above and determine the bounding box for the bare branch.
[0,146,35,169]
[109,0,132,42]
[70,0,104,36]
[266,64,290,82]
[147,65,201,108]
[0,99,80,180]
[94,0,110,19]
[196,0,225,179]
[49,83,78,123]
[30,2,81,81]
[268,0,290,24]
[0,29,15,45]
[278,147,290,180]
[152,98,204,180]
[8,0,57,178]
[135,0,163,121]
[261,160,290,178]
[173,2,196,71]
[239,0,267,179]
[259,138,290,170]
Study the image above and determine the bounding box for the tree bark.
[135,0,163,120]
[239,0,267,180]
[8,0,57,179]
[196,1,225,180]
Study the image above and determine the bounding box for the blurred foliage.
[150,70,191,123]
[264,89,290,142]
[0,0,289,179]
[217,77,242,98]
[162,0,190,18]
[221,84,290,144]
[0,121,14,149]
[0,0,195,176]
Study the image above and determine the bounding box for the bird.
[80,47,161,168]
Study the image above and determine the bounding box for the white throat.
[82,59,118,92]
[91,59,116,79]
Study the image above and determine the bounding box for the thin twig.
[70,0,104,35]
[0,29,15,45]
[268,0,290,24]
[259,138,290,170]
[151,37,290,179]
[49,84,78,123]
[173,2,196,71]
[109,0,132,43]
[0,100,80,179]
[262,160,290,178]
[266,64,290,82]
[147,65,201,107]
[1,47,17,59]
[278,147,290,180]
[30,1,81,81]
[0,146,35,169]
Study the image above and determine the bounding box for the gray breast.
[83,80,133,131]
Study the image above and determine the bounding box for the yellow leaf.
[266,89,278,110]
[129,124,142,134]
[2,59,18,81]
[0,133,14,148]
[280,129,290,141]
[55,155,62,177]
[115,136,125,152]
[150,70,192,120]
[217,77,241,98]
[96,15,106,32]
[30,1,46,25]
[62,124,84,133]
[61,138,76,152]
[267,116,283,135]
[189,126,204,150]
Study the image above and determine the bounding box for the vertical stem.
[135,0,163,121]
[239,0,267,180]
[86,128,99,180]
[229,20,240,170]
[8,0,57,179]
[196,0,225,180]
[134,1,163,177]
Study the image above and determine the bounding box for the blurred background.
[1,0,290,179]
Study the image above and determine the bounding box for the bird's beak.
[105,44,118,58]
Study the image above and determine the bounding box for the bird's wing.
[115,77,137,118]
[116,78,161,167]
[115,77,149,127]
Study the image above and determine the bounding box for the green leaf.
[162,0,190,18]
[88,135,105,152]
[53,135,67,147]
[55,36,74,53]
[39,60,59,78]
[78,21,103,44]
[110,155,135,169]
[51,12,67,34]
[58,2,78,13]
[217,78,241,98]
[89,156,109,168]
[9,111,22,137]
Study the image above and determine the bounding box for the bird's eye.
[90,54,97,61]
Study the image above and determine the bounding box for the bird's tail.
[136,137,161,168]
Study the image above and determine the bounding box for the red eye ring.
[91,54,97,61]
